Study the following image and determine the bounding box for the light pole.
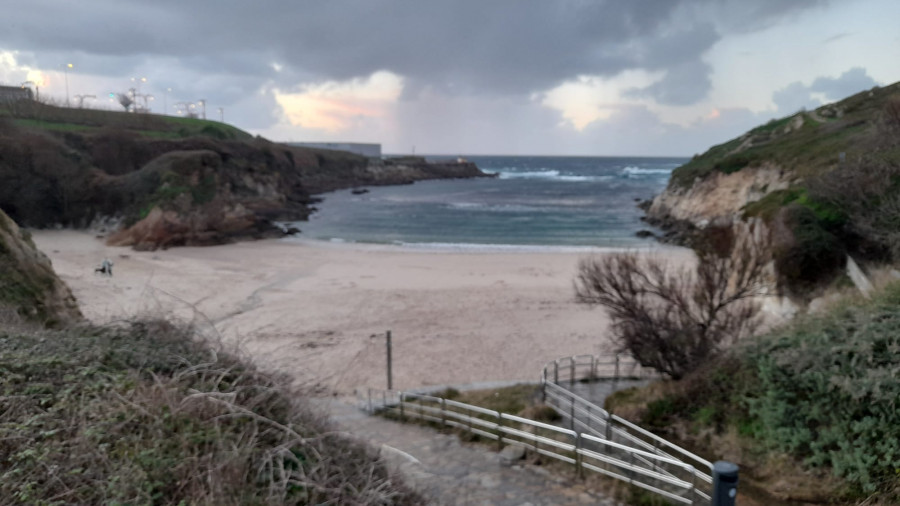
[217,107,223,122]
[131,76,147,93]
[20,81,37,101]
[198,99,206,120]
[131,77,147,109]
[164,87,171,115]
[63,63,73,107]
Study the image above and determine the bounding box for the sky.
[1,0,898,156]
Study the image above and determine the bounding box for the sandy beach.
[32,231,690,395]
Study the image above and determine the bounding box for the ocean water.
[291,156,687,249]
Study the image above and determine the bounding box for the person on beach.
[95,258,113,276]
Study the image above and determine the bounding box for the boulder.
[0,209,82,327]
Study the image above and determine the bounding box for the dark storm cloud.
[773,67,878,115]
[809,67,878,100]
[1,0,828,100]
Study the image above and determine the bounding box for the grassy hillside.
[670,82,900,188]
[652,82,900,294]
[0,315,421,505]
[0,100,252,140]
[606,284,900,503]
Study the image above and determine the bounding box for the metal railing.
[541,353,659,385]
[363,352,720,505]
[541,354,713,503]
[366,390,707,504]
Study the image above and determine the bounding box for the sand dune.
[33,231,691,396]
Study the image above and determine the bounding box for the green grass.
[11,118,96,133]
[1,102,252,140]
[669,83,899,188]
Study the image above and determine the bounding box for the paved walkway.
[321,399,621,506]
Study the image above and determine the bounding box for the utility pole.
[73,94,95,108]
[386,330,393,390]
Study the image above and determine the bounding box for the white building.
[287,142,381,158]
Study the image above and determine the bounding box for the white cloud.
[540,70,664,130]
[273,71,404,132]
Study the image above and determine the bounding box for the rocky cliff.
[646,82,900,295]
[0,209,81,326]
[0,119,491,250]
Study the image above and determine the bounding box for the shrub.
[746,284,900,495]
[772,204,846,294]
[807,97,900,261]
[0,319,420,505]
[575,226,770,380]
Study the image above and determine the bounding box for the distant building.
[0,85,33,103]
[287,142,381,158]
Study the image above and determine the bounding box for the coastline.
[33,231,693,396]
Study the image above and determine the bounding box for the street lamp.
[20,81,37,101]
[164,87,171,115]
[63,63,73,107]
[131,76,147,98]
[217,107,224,123]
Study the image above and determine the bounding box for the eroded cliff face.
[0,210,82,327]
[647,163,795,228]
[646,165,807,319]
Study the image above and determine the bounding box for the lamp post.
[63,63,73,107]
[217,107,223,123]
[20,81,37,101]
[164,87,171,115]
[131,76,147,94]
[131,77,147,110]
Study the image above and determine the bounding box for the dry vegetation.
[575,226,770,380]
[0,315,421,505]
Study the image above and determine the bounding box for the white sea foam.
[497,169,560,179]
[447,202,543,213]
[621,166,674,176]
[496,169,612,182]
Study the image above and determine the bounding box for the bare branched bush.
[575,227,770,379]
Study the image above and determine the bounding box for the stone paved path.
[320,399,621,506]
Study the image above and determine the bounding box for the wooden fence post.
[386,330,393,390]
[496,411,503,450]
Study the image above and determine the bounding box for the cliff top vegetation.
[0,99,252,141]
[670,81,900,188]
